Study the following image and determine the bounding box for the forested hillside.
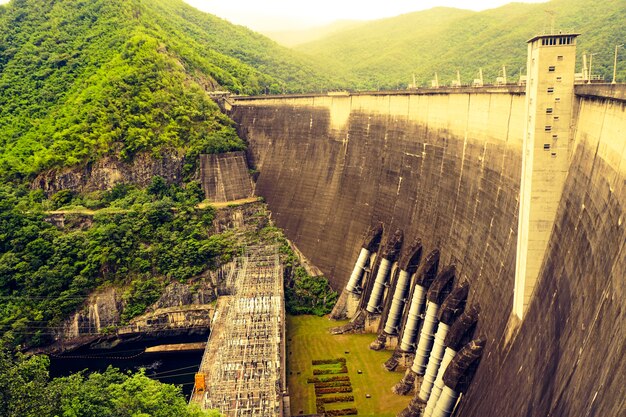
[298,0,626,89]
[0,0,341,181]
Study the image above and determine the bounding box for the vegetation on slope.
[0,177,236,348]
[0,344,220,417]
[298,0,626,89]
[256,226,338,316]
[0,0,342,181]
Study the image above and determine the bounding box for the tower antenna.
[545,10,556,34]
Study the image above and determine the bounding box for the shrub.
[325,408,358,416]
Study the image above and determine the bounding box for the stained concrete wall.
[232,90,526,342]
[458,92,626,417]
[199,151,254,202]
[230,88,625,417]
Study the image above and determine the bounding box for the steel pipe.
[423,347,456,417]
[345,248,370,293]
[399,284,427,351]
[366,258,391,313]
[431,386,460,417]
[418,323,450,401]
[411,301,440,375]
[383,269,411,334]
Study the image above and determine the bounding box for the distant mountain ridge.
[296,0,626,89]
[263,20,366,47]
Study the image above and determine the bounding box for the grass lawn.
[286,315,410,416]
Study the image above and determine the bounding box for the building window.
[545,126,552,132]
[555,97,561,102]
[557,55,564,61]
[547,87,555,93]
[549,66,556,72]
[546,108,553,114]
[551,152,557,157]
[556,76,562,82]
[552,134,559,139]
[554,116,560,121]
[544,144,551,150]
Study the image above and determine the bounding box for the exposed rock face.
[151,281,217,310]
[65,286,123,338]
[32,152,185,194]
[61,278,219,344]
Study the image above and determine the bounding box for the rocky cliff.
[32,152,186,195]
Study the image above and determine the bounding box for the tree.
[0,342,221,417]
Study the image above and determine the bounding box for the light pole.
[588,53,597,84]
[613,44,624,84]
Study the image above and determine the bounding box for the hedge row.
[314,381,352,388]
[325,408,358,416]
[315,386,353,395]
[313,365,348,375]
[307,375,351,384]
[316,395,354,404]
[312,358,347,365]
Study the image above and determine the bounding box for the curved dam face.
[229,87,625,416]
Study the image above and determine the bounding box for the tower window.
[548,66,556,72]
[555,97,561,102]
[557,55,564,61]
[547,87,555,93]
[552,134,558,139]
[556,76,562,82]
[544,144,551,150]
[554,116,560,121]
[545,126,552,132]
[546,108,553,114]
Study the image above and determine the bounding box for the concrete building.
[514,33,580,318]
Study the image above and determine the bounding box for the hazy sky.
[0,0,549,32]
[183,0,548,31]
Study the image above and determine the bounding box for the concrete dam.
[227,74,625,417]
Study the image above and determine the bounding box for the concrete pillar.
[383,269,411,334]
[366,258,391,313]
[411,301,440,375]
[346,248,370,293]
[399,284,427,351]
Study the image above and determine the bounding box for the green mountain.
[297,0,626,89]
[0,0,341,181]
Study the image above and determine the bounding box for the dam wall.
[459,89,626,417]
[230,87,625,416]
[232,90,526,341]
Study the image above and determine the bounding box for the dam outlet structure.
[398,249,440,354]
[366,229,404,314]
[383,238,423,336]
[412,265,456,375]
[228,30,625,417]
[418,282,470,401]
[423,305,480,417]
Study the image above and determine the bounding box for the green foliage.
[285,267,339,316]
[0,0,343,181]
[260,226,338,316]
[0,179,235,347]
[0,343,220,417]
[121,277,164,323]
[299,0,626,89]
